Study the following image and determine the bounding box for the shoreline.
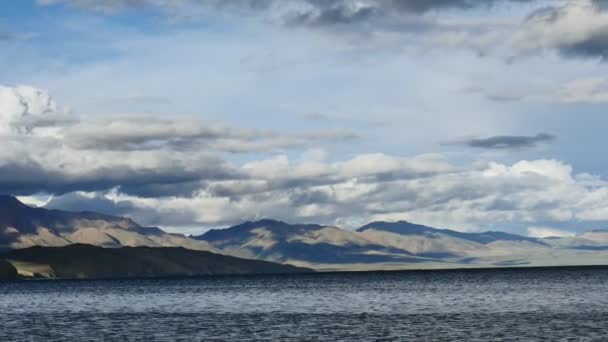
[2,263,607,283]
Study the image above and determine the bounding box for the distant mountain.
[0,195,216,252]
[196,219,608,271]
[195,219,473,266]
[196,219,420,265]
[2,195,607,272]
[1,244,312,279]
[541,230,608,251]
[357,221,546,245]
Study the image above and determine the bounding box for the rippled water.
[1,267,608,341]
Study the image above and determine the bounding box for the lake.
[1,266,607,341]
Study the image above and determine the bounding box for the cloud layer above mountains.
[2,85,608,233]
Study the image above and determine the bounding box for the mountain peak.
[197,219,325,242]
[357,220,434,234]
[0,195,27,209]
[245,219,288,227]
[0,195,40,235]
[0,195,217,252]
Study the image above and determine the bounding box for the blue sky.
[3,0,608,236]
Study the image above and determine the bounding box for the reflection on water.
[1,267,607,341]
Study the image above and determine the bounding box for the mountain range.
[1,195,608,274]
[194,219,608,270]
[0,195,216,252]
[0,195,312,278]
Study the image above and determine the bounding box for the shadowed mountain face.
[541,230,608,251]
[0,195,216,252]
[357,221,547,246]
[194,219,542,266]
[0,259,17,279]
[199,220,419,264]
[1,244,312,279]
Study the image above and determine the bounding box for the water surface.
[1,267,607,341]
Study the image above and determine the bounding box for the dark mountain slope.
[201,219,325,246]
[0,195,138,234]
[0,259,17,279]
[2,244,312,279]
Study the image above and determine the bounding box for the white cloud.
[471,77,608,105]
[41,153,608,231]
[528,226,576,238]
[553,78,608,104]
[0,85,361,196]
[0,85,68,135]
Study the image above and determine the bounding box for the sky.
[2,0,608,236]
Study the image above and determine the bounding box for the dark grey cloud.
[289,190,334,206]
[63,118,231,151]
[560,32,608,61]
[289,5,379,27]
[448,133,556,150]
[270,0,535,27]
[391,0,503,12]
[592,0,608,10]
[0,156,243,197]
[45,192,139,217]
[308,0,533,16]
[40,0,608,62]
[41,0,536,24]
[62,117,360,153]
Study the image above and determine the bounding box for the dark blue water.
[1,267,608,341]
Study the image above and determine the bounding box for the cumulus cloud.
[0,86,70,135]
[36,154,608,232]
[0,85,359,197]
[448,133,556,150]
